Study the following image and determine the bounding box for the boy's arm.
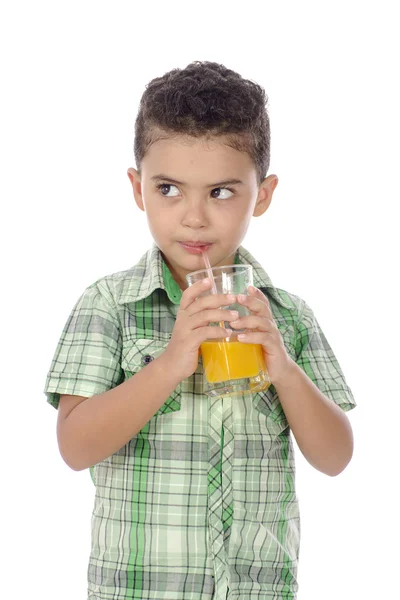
[232,288,355,477]
[274,359,354,477]
[57,353,181,471]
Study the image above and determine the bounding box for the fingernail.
[238,294,247,302]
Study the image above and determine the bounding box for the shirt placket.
[207,395,234,599]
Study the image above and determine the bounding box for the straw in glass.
[201,248,227,332]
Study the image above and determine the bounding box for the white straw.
[201,249,226,331]
[201,248,218,294]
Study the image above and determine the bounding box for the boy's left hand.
[229,285,295,385]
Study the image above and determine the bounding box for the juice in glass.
[201,335,267,383]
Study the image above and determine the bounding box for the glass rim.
[185,264,252,281]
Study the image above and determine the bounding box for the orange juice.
[200,338,267,383]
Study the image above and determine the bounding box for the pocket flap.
[252,384,289,432]
[121,338,181,416]
[121,338,169,370]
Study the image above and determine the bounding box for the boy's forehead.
[142,134,256,180]
[148,133,231,153]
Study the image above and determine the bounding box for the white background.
[1,1,399,598]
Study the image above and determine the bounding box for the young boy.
[44,61,356,600]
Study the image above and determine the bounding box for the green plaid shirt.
[44,243,356,600]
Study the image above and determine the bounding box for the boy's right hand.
[161,278,238,381]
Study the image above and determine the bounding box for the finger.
[230,316,274,331]
[237,295,269,316]
[186,292,236,317]
[191,308,240,329]
[194,325,233,346]
[237,331,274,344]
[180,278,213,310]
[251,287,272,311]
[238,287,271,314]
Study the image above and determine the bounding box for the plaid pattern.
[44,243,356,599]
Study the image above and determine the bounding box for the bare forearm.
[273,359,354,476]
[59,355,181,471]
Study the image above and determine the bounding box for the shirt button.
[142,354,154,365]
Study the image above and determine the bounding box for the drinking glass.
[186,264,272,397]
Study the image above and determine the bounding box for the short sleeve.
[43,282,124,410]
[295,301,356,412]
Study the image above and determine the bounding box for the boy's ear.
[253,174,279,217]
[127,167,145,211]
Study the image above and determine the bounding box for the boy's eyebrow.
[151,174,244,188]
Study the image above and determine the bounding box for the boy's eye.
[158,184,180,197]
[156,183,234,200]
[211,187,234,200]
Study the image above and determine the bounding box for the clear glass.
[186,264,272,397]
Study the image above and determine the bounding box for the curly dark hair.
[134,61,271,185]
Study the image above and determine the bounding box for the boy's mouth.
[179,241,213,254]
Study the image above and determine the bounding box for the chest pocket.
[121,338,181,416]
[252,385,288,435]
[252,321,297,434]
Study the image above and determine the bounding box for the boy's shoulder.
[83,243,164,307]
[237,246,306,317]
[268,285,306,314]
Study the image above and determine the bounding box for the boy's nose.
[181,203,209,228]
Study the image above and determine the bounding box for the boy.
[44,61,356,600]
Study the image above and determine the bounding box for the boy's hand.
[230,285,294,385]
[161,279,238,381]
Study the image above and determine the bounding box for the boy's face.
[128,134,278,290]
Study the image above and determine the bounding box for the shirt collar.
[117,241,293,310]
